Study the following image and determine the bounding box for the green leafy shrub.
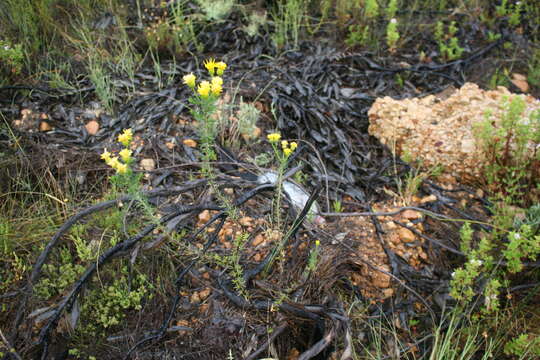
[196,0,235,21]
[434,21,464,60]
[35,247,86,299]
[473,95,540,206]
[504,333,540,358]
[82,272,152,330]
[0,40,24,83]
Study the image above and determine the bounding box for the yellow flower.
[197,80,211,98]
[211,82,222,96]
[211,76,223,86]
[315,240,320,246]
[289,142,298,151]
[182,72,196,88]
[283,147,292,157]
[119,148,132,162]
[281,140,289,149]
[267,132,281,143]
[203,58,217,76]
[116,162,128,174]
[118,128,133,147]
[107,156,120,169]
[215,61,227,76]
[100,149,111,162]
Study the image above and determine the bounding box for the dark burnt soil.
[0,3,538,359]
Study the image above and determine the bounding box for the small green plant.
[434,21,464,60]
[0,218,10,254]
[183,59,227,168]
[451,219,540,314]
[229,232,249,297]
[304,239,320,275]
[489,67,510,89]
[101,128,142,195]
[473,95,540,205]
[395,73,404,88]
[364,0,379,19]
[88,58,116,114]
[218,100,261,149]
[144,4,199,55]
[385,0,398,19]
[196,0,235,21]
[82,272,152,330]
[386,18,400,51]
[236,101,261,140]
[502,225,540,273]
[35,246,86,299]
[504,333,540,358]
[528,49,540,88]
[267,132,299,228]
[332,199,343,213]
[244,11,267,37]
[272,0,306,48]
[496,0,523,27]
[346,24,370,47]
[486,31,502,43]
[293,169,308,185]
[0,40,24,83]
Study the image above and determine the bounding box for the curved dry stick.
[245,322,288,360]
[297,325,336,360]
[0,328,22,360]
[243,186,322,284]
[392,219,465,256]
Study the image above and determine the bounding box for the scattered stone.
[252,126,262,138]
[140,158,155,171]
[420,194,437,203]
[198,288,211,301]
[382,288,394,298]
[39,121,52,132]
[198,210,211,223]
[286,348,300,360]
[398,227,415,243]
[511,73,529,93]
[176,319,190,335]
[165,141,176,150]
[183,139,197,147]
[252,234,265,247]
[371,271,391,288]
[402,209,422,220]
[190,292,201,304]
[239,217,252,227]
[85,120,99,135]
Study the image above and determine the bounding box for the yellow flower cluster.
[204,58,227,76]
[267,132,297,157]
[183,73,196,88]
[182,59,227,99]
[101,128,133,174]
[281,139,298,157]
[267,132,281,143]
[117,128,133,147]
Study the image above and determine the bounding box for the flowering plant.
[183,58,227,165]
[101,128,142,194]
